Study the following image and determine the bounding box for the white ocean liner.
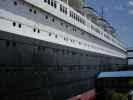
[0,0,127,100]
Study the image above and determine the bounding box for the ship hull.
[0,30,127,100]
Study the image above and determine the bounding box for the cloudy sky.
[85,0,133,48]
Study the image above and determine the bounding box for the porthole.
[45,15,48,19]
[44,0,47,2]
[55,35,58,38]
[13,22,16,27]
[52,18,55,22]
[14,1,17,6]
[49,33,51,36]
[29,8,32,12]
[48,0,50,4]
[60,22,63,26]
[37,29,40,33]
[18,24,21,28]
[33,28,36,32]
[34,10,37,14]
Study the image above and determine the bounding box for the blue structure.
[98,71,133,78]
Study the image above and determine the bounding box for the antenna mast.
[101,6,104,19]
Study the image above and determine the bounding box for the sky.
[85,0,133,48]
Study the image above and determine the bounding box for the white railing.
[0,7,127,58]
[24,0,126,52]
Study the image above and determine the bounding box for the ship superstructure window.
[60,22,63,26]
[34,10,37,14]
[29,8,32,12]
[49,33,52,36]
[54,1,57,8]
[33,28,36,32]
[18,24,21,28]
[14,1,17,6]
[48,0,50,4]
[13,22,16,27]
[37,29,40,33]
[44,0,57,8]
[60,5,67,14]
[51,0,54,6]
[45,15,48,19]
[51,18,55,22]
[44,0,47,2]
[55,35,58,38]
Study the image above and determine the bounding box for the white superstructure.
[0,0,127,58]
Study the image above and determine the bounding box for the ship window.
[76,15,78,20]
[51,0,54,6]
[14,1,17,6]
[45,15,48,19]
[60,5,62,12]
[49,33,52,36]
[33,28,36,32]
[60,22,63,26]
[34,10,37,14]
[52,18,55,22]
[48,0,50,5]
[37,29,40,33]
[54,1,57,8]
[13,22,16,27]
[55,35,58,38]
[44,0,47,2]
[65,8,67,14]
[18,24,21,28]
[73,27,76,32]
[29,8,32,12]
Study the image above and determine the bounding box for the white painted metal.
[0,0,127,58]
[24,0,126,51]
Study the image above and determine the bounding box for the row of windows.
[33,0,121,48]
[44,0,57,8]
[12,20,114,55]
[91,24,114,42]
[11,0,121,55]
[70,11,85,25]
[28,6,79,34]
[31,0,121,48]
[60,4,67,14]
